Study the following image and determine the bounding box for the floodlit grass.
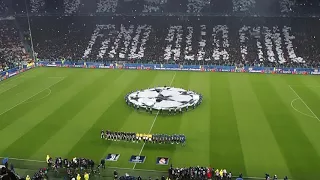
[1,67,320,179]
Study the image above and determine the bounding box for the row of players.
[100,130,186,145]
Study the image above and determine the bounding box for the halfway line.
[133,72,176,169]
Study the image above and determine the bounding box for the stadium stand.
[0,0,317,16]
[0,1,9,15]
[0,19,29,71]
[15,16,320,67]
[1,1,320,180]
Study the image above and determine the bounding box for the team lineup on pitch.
[133,72,176,169]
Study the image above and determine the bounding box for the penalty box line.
[0,77,65,117]
[133,72,176,170]
[288,85,320,122]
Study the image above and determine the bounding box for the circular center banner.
[125,87,202,111]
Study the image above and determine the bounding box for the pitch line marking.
[288,85,320,122]
[48,76,67,79]
[289,85,320,88]
[133,72,177,170]
[0,84,18,95]
[21,88,52,104]
[290,98,317,119]
[0,73,35,86]
[0,74,24,86]
[0,77,64,117]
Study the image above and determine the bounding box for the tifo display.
[125,87,202,114]
[101,130,186,145]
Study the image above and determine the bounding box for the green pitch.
[1,67,320,180]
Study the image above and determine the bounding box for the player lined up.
[100,130,186,145]
[101,130,136,141]
[152,134,186,145]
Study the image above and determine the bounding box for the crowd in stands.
[29,0,45,13]
[0,1,9,15]
[0,0,319,16]
[0,1,319,70]
[0,19,29,71]
[15,16,320,68]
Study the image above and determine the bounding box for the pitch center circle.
[125,87,202,112]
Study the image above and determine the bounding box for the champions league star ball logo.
[125,87,202,112]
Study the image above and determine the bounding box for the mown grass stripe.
[0,75,50,114]
[268,75,320,168]
[0,84,17,95]
[0,77,66,131]
[1,70,108,158]
[29,70,123,159]
[0,69,101,158]
[230,74,291,177]
[288,85,320,120]
[165,72,210,168]
[102,71,176,169]
[208,73,247,175]
[0,67,46,87]
[134,71,189,170]
[0,68,48,100]
[66,70,158,161]
[250,75,320,180]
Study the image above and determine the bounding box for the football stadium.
[1,1,320,180]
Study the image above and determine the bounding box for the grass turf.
[1,67,320,179]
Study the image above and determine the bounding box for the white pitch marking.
[133,72,176,169]
[289,85,320,122]
[0,75,23,86]
[0,78,64,117]
[21,88,52,104]
[20,76,37,78]
[0,156,44,163]
[0,84,17,95]
[48,77,67,79]
[289,85,320,88]
[290,98,317,119]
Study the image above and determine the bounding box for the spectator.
[4,161,8,169]
[100,158,105,169]
[114,170,118,179]
[9,164,14,173]
[84,172,89,180]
